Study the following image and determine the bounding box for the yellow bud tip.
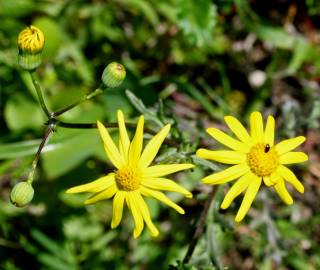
[18,25,45,53]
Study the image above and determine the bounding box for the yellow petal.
[235,175,261,222]
[274,178,293,205]
[263,176,273,187]
[220,172,250,209]
[117,110,130,162]
[97,121,124,169]
[206,128,249,153]
[250,111,264,143]
[126,192,144,238]
[279,152,308,164]
[224,116,252,146]
[111,191,126,228]
[277,165,304,193]
[264,115,275,146]
[142,178,192,198]
[138,124,171,168]
[275,136,306,155]
[140,186,185,214]
[84,184,118,205]
[135,192,159,237]
[66,173,115,194]
[264,172,280,187]
[196,149,246,164]
[143,164,194,178]
[128,116,144,167]
[201,164,249,185]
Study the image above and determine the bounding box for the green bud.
[10,182,34,207]
[101,62,126,88]
[18,53,42,70]
[17,26,45,70]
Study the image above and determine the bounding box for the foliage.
[0,0,320,269]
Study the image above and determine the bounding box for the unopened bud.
[101,62,126,88]
[17,26,45,70]
[10,182,34,207]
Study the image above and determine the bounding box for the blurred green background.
[0,0,320,269]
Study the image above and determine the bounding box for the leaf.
[30,230,78,270]
[37,254,74,270]
[0,140,41,159]
[33,17,64,59]
[4,94,44,131]
[41,129,105,179]
[125,89,164,128]
[176,0,217,47]
[0,0,35,17]
[250,24,298,50]
[191,155,221,172]
[117,0,159,26]
[31,230,64,259]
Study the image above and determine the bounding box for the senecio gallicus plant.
[11,26,308,245]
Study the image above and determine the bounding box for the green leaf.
[0,0,35,17]
[4,94,44,131]
[117,0,159,27]
[41,129,105,179]
[33,17,64,59]
[177,0,217,47]
[125,89,164,128]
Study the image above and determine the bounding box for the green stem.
[29,72,51,119]
[52,88,104,117]
[56,120,180,147]
[27,125,54,184]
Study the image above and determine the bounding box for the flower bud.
[10,182,34,207]
[101,62,126,88]
[17,25,45,70]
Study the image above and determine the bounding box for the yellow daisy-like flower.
[197,112,308,222]
[67,110,193,238]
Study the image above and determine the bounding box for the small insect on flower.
[264,144,270,153]
[197,112,308,222]
[66,110,193,238]
[17,25,45,70]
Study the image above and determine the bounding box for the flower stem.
[55,120,180,147]
[29,71,51,119]
[51,88,104,117]
[183,187,217,265]
[27,125,54,184]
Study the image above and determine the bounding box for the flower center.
[115,166,141,191]
[247,143,279,177]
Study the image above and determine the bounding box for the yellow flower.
[67,110,193,238]
[18,26,45,53]
[197,112,308,222]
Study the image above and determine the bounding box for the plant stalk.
[183,187,217,265]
